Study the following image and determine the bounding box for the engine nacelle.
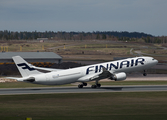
[109,72,126,81]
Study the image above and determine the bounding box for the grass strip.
[0,92,167,120]
[0,82,74,88]
[98,81,167,86]
[0,81,167,88]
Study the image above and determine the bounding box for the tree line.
[0,30,167,43]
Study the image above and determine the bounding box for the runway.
[0,85,167,95]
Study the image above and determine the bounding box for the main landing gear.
[78,82,87,88]
[91,83,101,88]
[91,80,101,88]
[78,81,101,88]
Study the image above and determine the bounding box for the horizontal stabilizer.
[6,76,35,82]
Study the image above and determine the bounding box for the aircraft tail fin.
[12,56,42,77]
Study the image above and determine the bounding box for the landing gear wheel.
[96,84,101,87]
[83,82,87,86]
[91,85,97,88]
[78,84,83,88]
[143,70,147,76]
[78,82,87,88]
[143,73,147,76]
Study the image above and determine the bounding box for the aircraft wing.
[90,67,112,81]
[78,67,113,82]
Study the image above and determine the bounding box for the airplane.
[8,56,158,88]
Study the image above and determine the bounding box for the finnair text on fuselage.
[86,58,145,74]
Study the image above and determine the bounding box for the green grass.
[74,45,131,55]
[98,81,167,86]
[0,82,74,88]
[0,81,167,89]
[0,92,167,120]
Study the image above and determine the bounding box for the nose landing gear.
[143,70,147,76]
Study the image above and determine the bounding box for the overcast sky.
[0,0,167,36]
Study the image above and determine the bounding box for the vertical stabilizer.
[12,56,42,77]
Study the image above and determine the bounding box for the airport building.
[37,38,48,40]
[0,52,62,67]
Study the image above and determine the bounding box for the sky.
[0,0,167,36]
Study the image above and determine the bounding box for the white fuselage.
[30,56,158,85]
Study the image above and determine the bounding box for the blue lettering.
[86,58,145,74]
[95,66,98,73]
[135,58,145,66]
[109,62,119,70]
[131,59,134,67]
[86,66,94,75]
[120,61,130,69]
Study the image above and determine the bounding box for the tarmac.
[0,85,167,95]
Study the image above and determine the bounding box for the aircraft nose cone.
[154,59,158,65]
[155,59,158,64]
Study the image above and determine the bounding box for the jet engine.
[109,72,126,81]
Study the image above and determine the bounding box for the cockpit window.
[152,59,155,60]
